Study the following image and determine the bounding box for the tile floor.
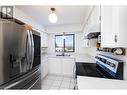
[41,74,75,90]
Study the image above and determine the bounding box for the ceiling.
[15,6,92,27]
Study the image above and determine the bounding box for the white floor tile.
[55,76,63,81]
[69,88,74,90]
[42,79,54,86]
[49,86,60,90]
[52,80,62,87]
[59,87,69,90]
[70,80,75,85]
[41,74,74,90]
[69,83,74,89]
[44,75,56,80]
[63,77,71,82]
[60,81,70,88]
[42,85,50,89]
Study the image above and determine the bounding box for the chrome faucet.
[61,47,65,56]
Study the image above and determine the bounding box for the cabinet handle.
[87,40,89,46]
[99,16,101,21]
[114,35,118,43]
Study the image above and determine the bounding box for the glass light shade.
[49,13,58,23]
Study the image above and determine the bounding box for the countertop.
[74,54,95,63]
[48,55,76,59]
[77,76,127,89]
[46,53,96,63]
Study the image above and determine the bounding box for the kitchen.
[0,5,127,90]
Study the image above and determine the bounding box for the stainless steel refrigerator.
[0,18,41,89]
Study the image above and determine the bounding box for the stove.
[76,54,123,80]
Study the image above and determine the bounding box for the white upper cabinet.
[101,6,127,47]
[82,6,100,47]
[91,6,100,26]
[82,6,100,38]
[41,32,48,47]
[87,6,100,34]
[101,6,115,47]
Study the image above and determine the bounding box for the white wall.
[75,32,97,55]
[14,7,45,32]
[47,32,97,56]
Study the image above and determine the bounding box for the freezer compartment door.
[0,66,41,89]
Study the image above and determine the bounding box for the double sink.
[56,54,70,56]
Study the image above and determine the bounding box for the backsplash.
[97,47,126,55]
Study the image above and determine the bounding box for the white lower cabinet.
[48,57,75,76]
[41,56,48,79]
[48,58,62,75]
[62,58,74,77]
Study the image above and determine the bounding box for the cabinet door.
[41,32,48,47]
[62,58,75,77]
[48,58,62,75]
[41,32,44,47]
[92,6,100,25]
[101,6,115,47]
[115,6,127,47]
[43,33,48,47]
[87,6,100,33]
[41,60,48,79]
[41,56,48,79]
[101,6,127,47]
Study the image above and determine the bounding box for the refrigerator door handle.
[26,30,31,71]
[29,30,34,69]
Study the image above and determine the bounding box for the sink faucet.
[61,47,65,56]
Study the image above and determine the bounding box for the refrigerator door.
[32,30,41,68]
[0,19,28,85]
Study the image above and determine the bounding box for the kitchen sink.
[56,54,70,56]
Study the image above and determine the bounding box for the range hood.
[85,32,100,39]
[84,24,100,39]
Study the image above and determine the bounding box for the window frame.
[55,34,75,52]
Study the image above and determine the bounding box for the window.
[55,34,75,52]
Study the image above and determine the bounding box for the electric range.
[76,54,123,80]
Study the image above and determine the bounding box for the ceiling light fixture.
[49,8,58,23]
